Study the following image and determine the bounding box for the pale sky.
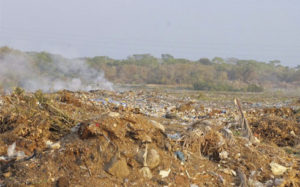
[0,0,300,66]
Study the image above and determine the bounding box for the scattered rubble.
[105,157,130,178]
[0,88,299,186]
[270,162,288,176]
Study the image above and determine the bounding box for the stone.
[146,149,160,169]
[205,126,212,132]
[78,123,93,139]
[234,153,241,159]
[274,178,284,186]
[264,180,274,186]
[248,179,264,187]
[105,157,130,178]
[159,168,171,178]
[56,177,69,187]
[51,142,61,149]
[165,142,172,151]
[46,141,61,149]
[7,142,16,157]
[175,175,189,186]
[136,148,160,169]
[290,131,296,137]
[7,142,26,160]
[108,112,120,117]
[141,135,152,143]
[165,112,178,119]
[151,120,165,132]
[221,168,236,176]
[219,151,228,160]
[139,167,152,179]
[270,162,287,176]
[3,172,12,178]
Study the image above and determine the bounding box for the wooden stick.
[234,98,254,142]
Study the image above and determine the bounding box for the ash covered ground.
[0,87,299,186]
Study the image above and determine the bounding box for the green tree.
[198,58,212,65]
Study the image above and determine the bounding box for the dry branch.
[234,98,255,143]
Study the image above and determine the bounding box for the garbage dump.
[0,88,299,186]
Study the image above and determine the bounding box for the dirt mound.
[0,89,299,186]
[248,107,300,147]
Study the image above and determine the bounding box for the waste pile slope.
[0,89,299,186]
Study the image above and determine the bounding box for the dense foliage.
[0,47,299,92]
[85,53,299,91]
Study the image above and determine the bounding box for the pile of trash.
[0,88,299,186]
[248,107,300,147]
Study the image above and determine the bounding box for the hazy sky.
[0,0,299,66]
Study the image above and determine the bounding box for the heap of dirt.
[0,89,106,154]
[0,89,299,186]
[248,107,300,147]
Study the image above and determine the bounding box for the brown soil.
[0,89,299,186]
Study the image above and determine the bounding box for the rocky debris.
[175,175,189,186]
[220,168,236,176]
[150,120,165,132]
[0,89,299,186]
[159,168,171,178]
[165,112,178,119]
[219,151,228,160]
[136,148,160,169]
[177,101,195,112]
[248,109,300,147]
[270,162,288,176]
[139,167,152,179]
[108,112,120,118]
[46,140,61,150]
[0,142,26,161]
[56,177,69,187]
[105,157,130,178]
[3,172,11,178]
[248,178,264,187]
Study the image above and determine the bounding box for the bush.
[198,58,212,65]
[246,84,264,92]
[193,81,239,92]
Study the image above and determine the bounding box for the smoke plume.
[0,49,113,92]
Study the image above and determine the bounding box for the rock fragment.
[219,151,228,160]
[3,172,12,178]
[108,112,120,117]
[105,157,130,178]
[151,120,165,132]
[56,177,69,187]
[165,112,178,119]
[46,140,61,149]
[139,167,152,179]
[136,148,160,169]
[248,179,264,187]
[270,162,287,176]
[159,168,171,178]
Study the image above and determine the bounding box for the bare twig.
[143,144,148,167]
[84,161,92,177]
[234,98,255,142]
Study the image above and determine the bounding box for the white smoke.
[0,50,113,92]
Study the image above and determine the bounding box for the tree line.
[0,47,299,92]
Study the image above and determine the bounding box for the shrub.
[193,81,239,92]
[246,84,264,92]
